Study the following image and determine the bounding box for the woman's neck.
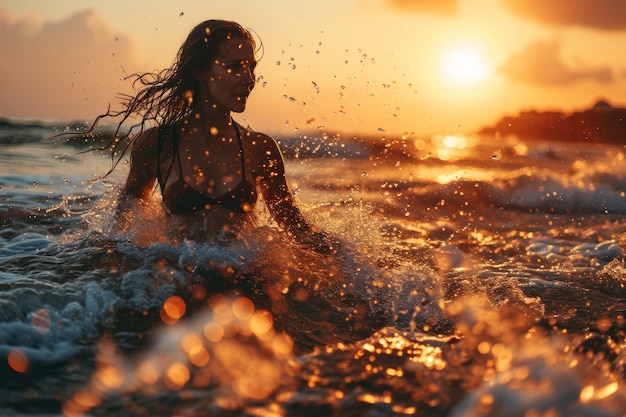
[190,100,233,134]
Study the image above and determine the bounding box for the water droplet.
[492,150,502,161]
[276,61,281,66]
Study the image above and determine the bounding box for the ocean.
[1,118,625,416]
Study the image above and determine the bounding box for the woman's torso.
[155,122,259,237]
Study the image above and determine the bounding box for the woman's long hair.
[71,20,258,178]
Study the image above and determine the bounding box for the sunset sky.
[2,0,626,137]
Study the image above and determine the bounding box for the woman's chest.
[171,138,250,193]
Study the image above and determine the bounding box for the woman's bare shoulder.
[241,127,280,153]
[129,127,162,168]
[133,127,160,151]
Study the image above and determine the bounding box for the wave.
[0,117,116,149]
[1,132,626,415]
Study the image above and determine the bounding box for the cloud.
[0,8,137,120]
[385,0,458,15]
[502,0,626,31]
[498,39,613,85]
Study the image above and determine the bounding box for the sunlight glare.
[439,40,490,86]
[442,135,467,149]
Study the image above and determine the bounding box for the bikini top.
[158,123,258,214]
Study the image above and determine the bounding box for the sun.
[439,40,491,86]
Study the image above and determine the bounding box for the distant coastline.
[479,100,626,144]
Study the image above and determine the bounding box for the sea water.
[1,119,625,416]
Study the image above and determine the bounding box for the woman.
[102,20,335,253]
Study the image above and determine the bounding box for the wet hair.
[72,20,259,177]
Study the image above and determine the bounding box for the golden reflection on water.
[430,134,475,162]
[407,133,515,185]
[295,328,455,413]
[359,334,446,372]
[7,348,29,373]
[160,295,187,324]
[62,295,295,416]
[31,308,51,334]
[580,381,619,403]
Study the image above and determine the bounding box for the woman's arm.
[253,132,338,253]
[123,128,159,199]
[111,128,159,234]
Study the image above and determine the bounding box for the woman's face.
[197,36,257,114]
